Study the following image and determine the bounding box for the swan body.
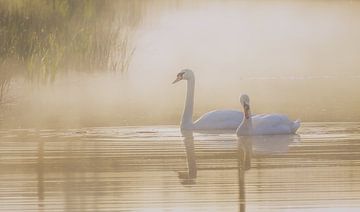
[236,94,300,136]
[173,69,243,130]
[193,109,244,130]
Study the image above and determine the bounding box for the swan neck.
[245,106,252,125]
[246,109,252,120]
[237,106,253,135]
[181,78,195,129]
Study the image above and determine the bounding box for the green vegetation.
[0,0,143,105]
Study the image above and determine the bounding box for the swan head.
[240,94,250,107]
[172,69,194,84]
[240,94,251,119]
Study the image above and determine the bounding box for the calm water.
[1,122,360,211]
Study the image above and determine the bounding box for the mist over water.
[2,2,360,211]
[4,1,360,128]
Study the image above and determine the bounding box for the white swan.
[236,94,300,136]
[173,69,243,130]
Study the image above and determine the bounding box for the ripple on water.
[0,123,360,211]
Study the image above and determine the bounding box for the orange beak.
[172,75,182,84]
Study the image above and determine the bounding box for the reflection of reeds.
[0,59,15,107]
[0,74,11,106]
[0,0,143,103]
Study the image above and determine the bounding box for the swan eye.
[177,72,185,78]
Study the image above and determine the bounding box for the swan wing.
[252,114,300,135]
[193,110,244,130]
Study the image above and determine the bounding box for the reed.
[0,0,143,105]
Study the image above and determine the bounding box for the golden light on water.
[1,124,360,211]
[1,1,360,212]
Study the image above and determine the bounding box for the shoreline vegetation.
[0,0,143,105]
[0,0,146,126]
[1,1,359,128]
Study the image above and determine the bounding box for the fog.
[4,1,360,128]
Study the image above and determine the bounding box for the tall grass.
[0,0,144,106]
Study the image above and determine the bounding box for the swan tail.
[291,119,301,133]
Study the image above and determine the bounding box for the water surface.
[1,122,360,211]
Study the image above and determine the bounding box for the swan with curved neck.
[173,69,243,130]
[236,94,300,136]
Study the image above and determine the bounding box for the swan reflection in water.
[178,130,301,211]
[237,134,300,211]
[239,134,301,156]
[178,130,197,185]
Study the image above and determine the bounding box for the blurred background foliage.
[0,0,144,105]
